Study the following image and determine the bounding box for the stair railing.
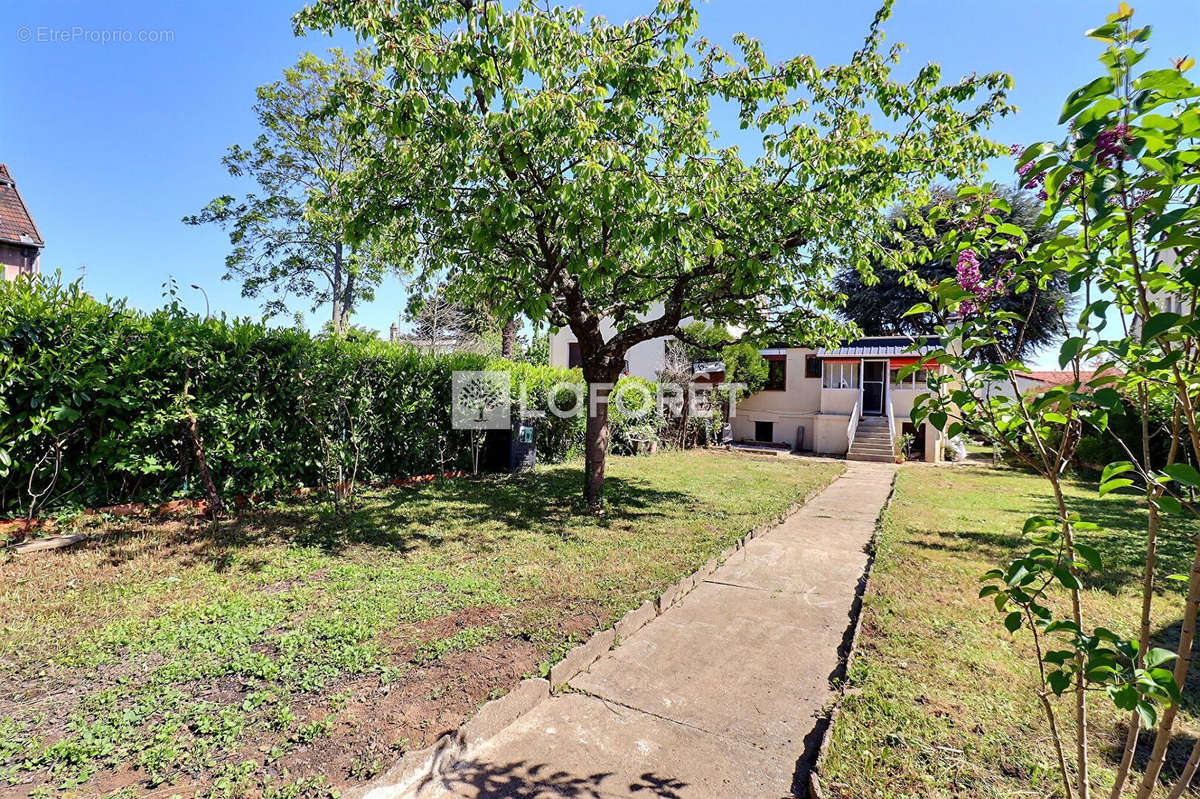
[847,401,861,452]
[887,396,896,456]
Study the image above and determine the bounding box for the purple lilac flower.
[1095,123,1131,167]
[955,248,1011,316]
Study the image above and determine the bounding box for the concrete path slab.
[413,460,896,799]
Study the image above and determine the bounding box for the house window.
[765,356,787,391]
[755,421,774,442]
[804,354,821,378]
[822,361,860,389]
[891,367,929,390]
[568,342,582,368]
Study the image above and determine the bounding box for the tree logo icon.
[452,371,511,430]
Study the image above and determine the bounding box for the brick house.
[0,164,44,281]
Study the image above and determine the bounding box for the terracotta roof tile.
[0,164,45,248]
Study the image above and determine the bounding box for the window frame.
[890,366,929,391]
[765,356,787,391]
[804,354,822,379]
[822,361,860,390]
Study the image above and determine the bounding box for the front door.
[862,360,886,415]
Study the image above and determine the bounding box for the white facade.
[548,302,691,380]
[730,338,946,462]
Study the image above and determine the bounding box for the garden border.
[806,467,899,799]
[347,470,838,799]
[3,472,470,555]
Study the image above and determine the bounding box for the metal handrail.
[847,401,861,451]
[887,396,897,456]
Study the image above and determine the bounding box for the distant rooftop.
[0,164,44,248]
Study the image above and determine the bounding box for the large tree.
[186,50,402,333]
[296,0,1012,508]
[833,186,1072,361]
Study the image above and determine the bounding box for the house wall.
[0,242,39,281]
[730,348,829,450]
[549,328,669,379]
[730,344,949,461]
[547,302,691,380]
[980,373,1047,400]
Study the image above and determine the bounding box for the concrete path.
[413,461,897,799]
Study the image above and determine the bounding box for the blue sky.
[2,1,1196,364]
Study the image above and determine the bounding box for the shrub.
[0,276,587,516]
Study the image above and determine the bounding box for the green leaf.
[1100,478,1135,496]
[1054,567,1081,590]
[1146,648,1177,669]
[1163,463,1200,488]
[1135,701,1157,729]
[1059,337,1085,368]
[1004,611,1024,633]
[904,302,934,317]
[1059,76,1115,123]
[1048,670,1072,696]
[1102,461,1135,483]
[1158,494,1183,515]
[995,222,1027,240]
[1074,542,1103,571]
[1141,312,1182,343]
[1023,516,1057,534]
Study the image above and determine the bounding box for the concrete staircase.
[847,417,896,463]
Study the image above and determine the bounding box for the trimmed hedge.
[0,277,704,516]
[0,279,550,514]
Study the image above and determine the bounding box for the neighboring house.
[549,302,696,379]
[731,336,947,462]
[980,371,1056,400]
[0,164,44,281]
[1009,369,1120,394]
[1131,248,1193,339]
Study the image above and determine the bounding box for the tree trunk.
[331,243,344,334]
[584,392,610,511]
[581,356,623,511]
[501,317,518,360]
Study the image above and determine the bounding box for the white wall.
[547,302,688,380]
[731,348,824,450]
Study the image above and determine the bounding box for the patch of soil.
[1,599,608,799]
[268,633,542,789]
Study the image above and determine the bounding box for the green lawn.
[0,450,842,799]
[822,464,1200,798]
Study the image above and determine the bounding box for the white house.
[730,336,947,462]
[548,302,693,380]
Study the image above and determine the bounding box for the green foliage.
[609,377,664,455]
[0,275,587,516]
[833,186,1072,362]
[681,323,769,392]
[295,0,1012,505]
[909,8,1200,795]
[184,50,402,331]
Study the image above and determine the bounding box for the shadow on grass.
[99,468,693,568]
[1102,617,1200,789]
[909,468,1196,594]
